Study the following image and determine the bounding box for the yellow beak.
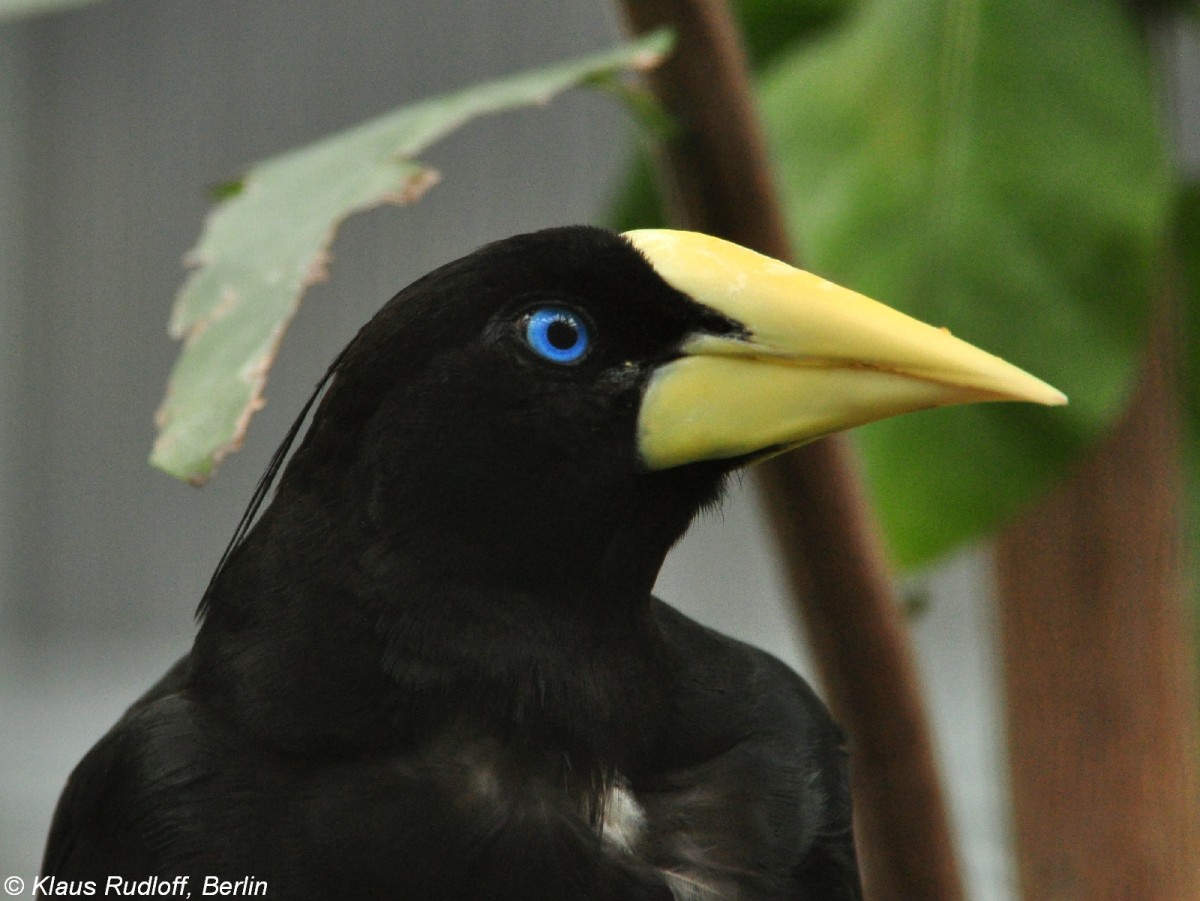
[624,229,1067,470]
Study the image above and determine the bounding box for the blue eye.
[524,307,590,364]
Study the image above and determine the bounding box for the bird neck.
[193,480,681,770]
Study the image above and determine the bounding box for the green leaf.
[1176,183,1200,643]
[1177,182,1200,437]
[151,29,674,484]
[760,0,1169,566]
[732,0,855,68]
[608,146,668,234]
[0,0,111,21]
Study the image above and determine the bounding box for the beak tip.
[1019,382,1068,408]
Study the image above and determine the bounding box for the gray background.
[3,1,1197,897]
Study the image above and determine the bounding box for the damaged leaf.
[151,29,673,483]
[0,0,113,22]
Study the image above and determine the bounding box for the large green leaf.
[733,0,855,68]
[760,0,1168,566]
[151,29,673,484]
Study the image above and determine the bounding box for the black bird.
[42,227,1064,900]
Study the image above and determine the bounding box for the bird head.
[268,225,1063,601]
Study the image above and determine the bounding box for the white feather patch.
[600,779,646,854]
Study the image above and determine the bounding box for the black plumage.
[43,226,861,900]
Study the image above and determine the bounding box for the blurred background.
[1,2,1196,898]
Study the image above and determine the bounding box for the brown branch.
[614,2,965,898]
[996,298,1200,899]
[757,447,965,901]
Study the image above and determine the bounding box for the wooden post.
[996,306,1200,899]
[616,2,965,897]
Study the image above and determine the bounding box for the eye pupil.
[525,307,590,364]
[546,319,577,350]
